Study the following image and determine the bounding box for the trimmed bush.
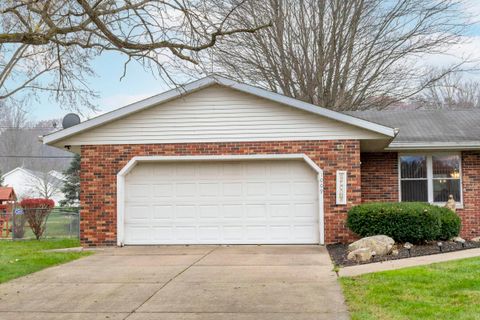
[347,202,461,243]
[435,207,461,240]
[20,198,55,240]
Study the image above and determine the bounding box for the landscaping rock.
[348,235,395,256]
[471,237,480,243]
[347,248,373,262]
[452,236,465,244]
[391,249,399,256]
[404,242,413,250]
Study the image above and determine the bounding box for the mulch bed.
[328,240,480,267]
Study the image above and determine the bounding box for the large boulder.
[347,248,374,262]
[347,248,373,262]
[348,235,395,256]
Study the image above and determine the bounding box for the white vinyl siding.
[57,85,385,146]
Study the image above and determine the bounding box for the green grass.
[0,239,92,284]
[22,210,79,239]
[341,257,480,320]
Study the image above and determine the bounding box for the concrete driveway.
[0,245,349,320]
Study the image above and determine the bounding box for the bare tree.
[414,72,480,109]
[0,101,34,171]
[201,0,471,111]
[0,0,270,109]
[0,102,71,173]
[28,170,65,201]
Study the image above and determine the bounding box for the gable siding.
[60,85,384,146]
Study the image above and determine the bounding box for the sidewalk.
[340,247,480,277]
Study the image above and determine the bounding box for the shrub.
[347,202,461,243]
[435,207,461,240]
[12,209,27,239]
[20,198,55,240]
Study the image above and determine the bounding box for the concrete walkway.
[0,245,349,320]
[340,247,480,277]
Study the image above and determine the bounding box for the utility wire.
[0,155,74,159]
[0,127,57,130]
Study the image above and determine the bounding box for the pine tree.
[60,154,80,207]
[0,169,4,187]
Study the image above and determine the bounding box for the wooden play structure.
[0,187,16,238]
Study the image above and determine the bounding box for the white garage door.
[124,160,319,244]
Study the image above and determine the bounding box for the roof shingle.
[346,110,480,148]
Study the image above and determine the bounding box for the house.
[42,75,480,247]
[0,187,16,238]
[2,167,66,205]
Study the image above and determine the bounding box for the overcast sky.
[29,0,480,122]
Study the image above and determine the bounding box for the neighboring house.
[2,167,66,205]
[42,75,480,247]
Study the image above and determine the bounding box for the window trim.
[398,152,463,208]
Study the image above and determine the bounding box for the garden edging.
[339,247,480,277]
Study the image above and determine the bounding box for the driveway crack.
[123,246,219,320]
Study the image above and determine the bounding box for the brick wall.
[360,152,399,202]
[80,140,361,246]
[361,151,480,239]
[458,151,480,239]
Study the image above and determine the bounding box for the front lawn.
[341,257,480,320]
[0,239,92,284]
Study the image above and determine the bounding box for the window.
[399,154,462,204]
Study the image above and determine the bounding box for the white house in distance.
[2,167,66,205]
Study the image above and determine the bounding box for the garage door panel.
[152,226,173,241]
[152,184,173,197]
[294,203,317,217]
[223,226,243,241]
[270,204,290,217]
[175,164,196,177]
[125,205,150,221]
[270,225,292,239]
[293,225,317,241]
[222,204,243,219]
[293,182,317,196]
[246,182,266,195]
[176,205,196,219]
[246,204,267,219]
[152,205,173,219]
[223,162,243,177]
[245,162,267,176]
[223,183,242,196]
[199,183,220,197]
[270,181,291,195]
[125,226,151,243]
[198,205,219,218]
[126,184,150,200]
[124,160,319,244]
[198,226,221,240]
[246,225,267,240]
[176,226,197,240]
[176,183,197,197]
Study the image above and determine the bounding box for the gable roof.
[346,110,480,150]
[0,187,16,201]
[42,75,396,146]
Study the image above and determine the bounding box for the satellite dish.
[62,113,81,129]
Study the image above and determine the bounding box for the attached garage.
[42,75,397,246]
[119,155,323,245]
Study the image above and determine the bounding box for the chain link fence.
[0,206,79,240]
